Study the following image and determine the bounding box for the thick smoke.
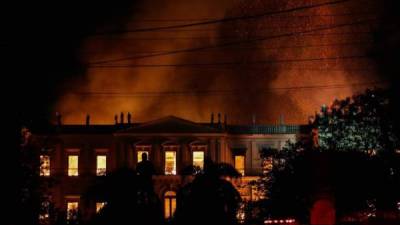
[56,0,384,124]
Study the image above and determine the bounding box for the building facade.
[32,115,306,221]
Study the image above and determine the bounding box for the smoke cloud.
[55,0,384,124]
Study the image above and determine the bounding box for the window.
[192,151,204,170]
[137,151,149,162]
[39,199,50,223]
[165,151,176,175]
[96,155,107,176]
[40,155,50,176]
[96,202,106,213]
[68,155,79,176]
[67,201,79,220]
[235,155,245,176]
[136,144,151,162]
[164,191,176,219]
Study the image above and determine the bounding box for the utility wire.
[71,81,387,97]
[81,41,373,54]
[93,0,351,35]
[127,12,376,23]
[88,31,374,41]
[88,55,371,68]
[88,19,377,65]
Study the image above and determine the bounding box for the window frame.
[96,155,107,176]
[234,155,245,176]
[40,155,51,176]
[164,191,177,219]
[164,145,178,175]
[65,196,80,221]
[67,154,79,177]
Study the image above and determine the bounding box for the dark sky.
[5,0,400,126]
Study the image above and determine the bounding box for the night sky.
[6,0,400,126]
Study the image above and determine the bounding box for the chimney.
[86,114,90,126]
[56,112,62,126]
[127,112,132,125]
[120,112,124,124]
[217,113,221,126]
[114,114,118,125]
[210,113,214,125]
[224,114,227,128]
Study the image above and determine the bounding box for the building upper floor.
[32,115,309,178]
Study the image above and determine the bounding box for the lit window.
[235,155,245,176]
[67,201,79,220]
[96,155,107,176]
[96,202,106,213]
[40,155,50,176]
[39,200,50,223]
[192,151,204,170]
[165,151,176,175]
[68,155,79,176]
[137,151,149,162]
[164,191,176,219]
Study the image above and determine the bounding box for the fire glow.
[55,0,384,125]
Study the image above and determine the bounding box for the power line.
[88,55,371,68]
[126,12,377,23]
[88,31,374,41]
[88,19,376,65]
[93,0,351,35]
[71,81,387,98]
[81,41,373,54]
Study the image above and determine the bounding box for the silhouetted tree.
[17,127,54,225]
[174,160,242,225]
[86,167,163,225]
[251,89,400,223]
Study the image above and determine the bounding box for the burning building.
[31,113,306,221]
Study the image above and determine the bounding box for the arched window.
[164,191,176,219]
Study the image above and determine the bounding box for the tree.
[17,127,54,225]
[174,160,242,225]
[85,167,163,225]
[252,89,400,223]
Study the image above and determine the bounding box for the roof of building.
[118,116,222,134]
[32,115,308,135]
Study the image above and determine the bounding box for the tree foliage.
[252,89,400,223]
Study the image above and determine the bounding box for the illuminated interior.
[235,155,245,176]
[40,155,50,176]
[96,202,106,213]
[137,151,149,162]
[164,191,176,219]
[67,201,79,220]
[96,155,107,176]
[39,200,50,222]
[165,151,176,175]
[192,151,204,169]
[68,155,79,176]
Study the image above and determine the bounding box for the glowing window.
[96,155,107,176]
[165,151,176,175]
[192,151,204,170]
[137,151,149,162]
[96,202,106,213]
[235,155,245,176]
[164,191,176,219]
[68,155,79,176]
[40,155,50,176]
[39,200,50,222]
[67,201,79,220]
